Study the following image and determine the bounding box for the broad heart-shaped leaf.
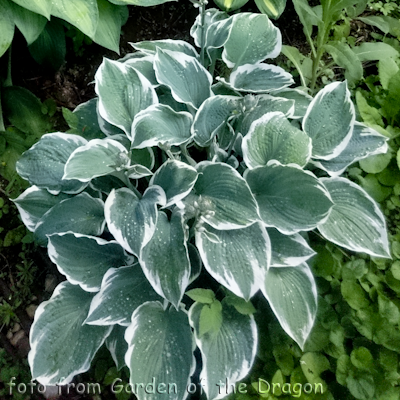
[95,58,158,135]
[105,186,166,257]
[9,0,51,19]
[154,48,213,109]
[34,192,106,246]
[85,264,161,326]
[245,162,333,234]
[131,104,193,147]
[16,133,88,195]
[47,233,128,292]
[242,112,311,168]
[194,162,259,230]
[317,177,390,258]
[125,302,195,400]
[189,302,257,400]
[140,211,190,308]
[303,81,355,160]
[239,94,295,136]
[192,95,241,147]
[28,281,111,385]
[312,122,388,177]
[64,138,130,182]
[261,263,317,350]
[106,324,128,370]
[51,0,98,38]
[267,228,316,267]
[222,12,281,69]
[93,0,125,53]
[8,0,47,45]
[12,186,70,232]
[130,39,198,58]
[195,222,270,301]
[227,63,294,93]
[150,160,198,207]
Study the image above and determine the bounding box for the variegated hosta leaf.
[131,104,193,148]
[47,233,128,292]
[245,162,333,234]
[189,302,257,400]
[190,8,229,48]
[12,186,70,232]
[150,160,198,207]
[29,282,111,385]
[205,17,233,65]
[123,55,158,86]
[192,95,241,147]
[271,88,313,119]
[34,193,106,245]
[140,211,190,308]
[106,324,128,370]
[267,228,316,267]
[303,81,355,160]
[85,264,161,326]
[131,147,155,170]
[318,177,390,258]
[64,138,130,182]
[95,58,158,135]
[194,162,259,229]
[222,12,281,68]
[312,122,388,176]
[126,164,153,179]
[242,112,311,168]
[226,63,294,93]
[262,263,317,350]
[239,94,295,136]
[105,186,166,257]
[214,0,249,12]
[130,39,198,58]
[195,222,270,300]
[154,48,213,109]
[254,0,287,19]
[16,133,88,195]
[125,302,195,400]
[188,243,202,284]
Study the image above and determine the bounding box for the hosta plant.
[13,4,390,400]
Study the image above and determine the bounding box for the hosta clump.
[13,7,390,400]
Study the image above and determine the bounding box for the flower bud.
[213,0,249,12]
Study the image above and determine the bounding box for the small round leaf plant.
[14,3,390,400]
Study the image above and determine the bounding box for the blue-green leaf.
[16,133,88,195]
[105,186,166,257]
[85,264,161,326]
[131,104,193,148]
[154,48,213,109]
[47,233,128,292]
[245,162,333,234]
[262,263,317,349]
[28,282,111,385]
[140,211,190,308]
[95,58,157,135]
[194,162,259,229]
[125,302,195,400]
[303,81,355,160]
[189,301,257,400]
[195,222,270,300]
[318,177,390,258]
[130,39,198,58]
